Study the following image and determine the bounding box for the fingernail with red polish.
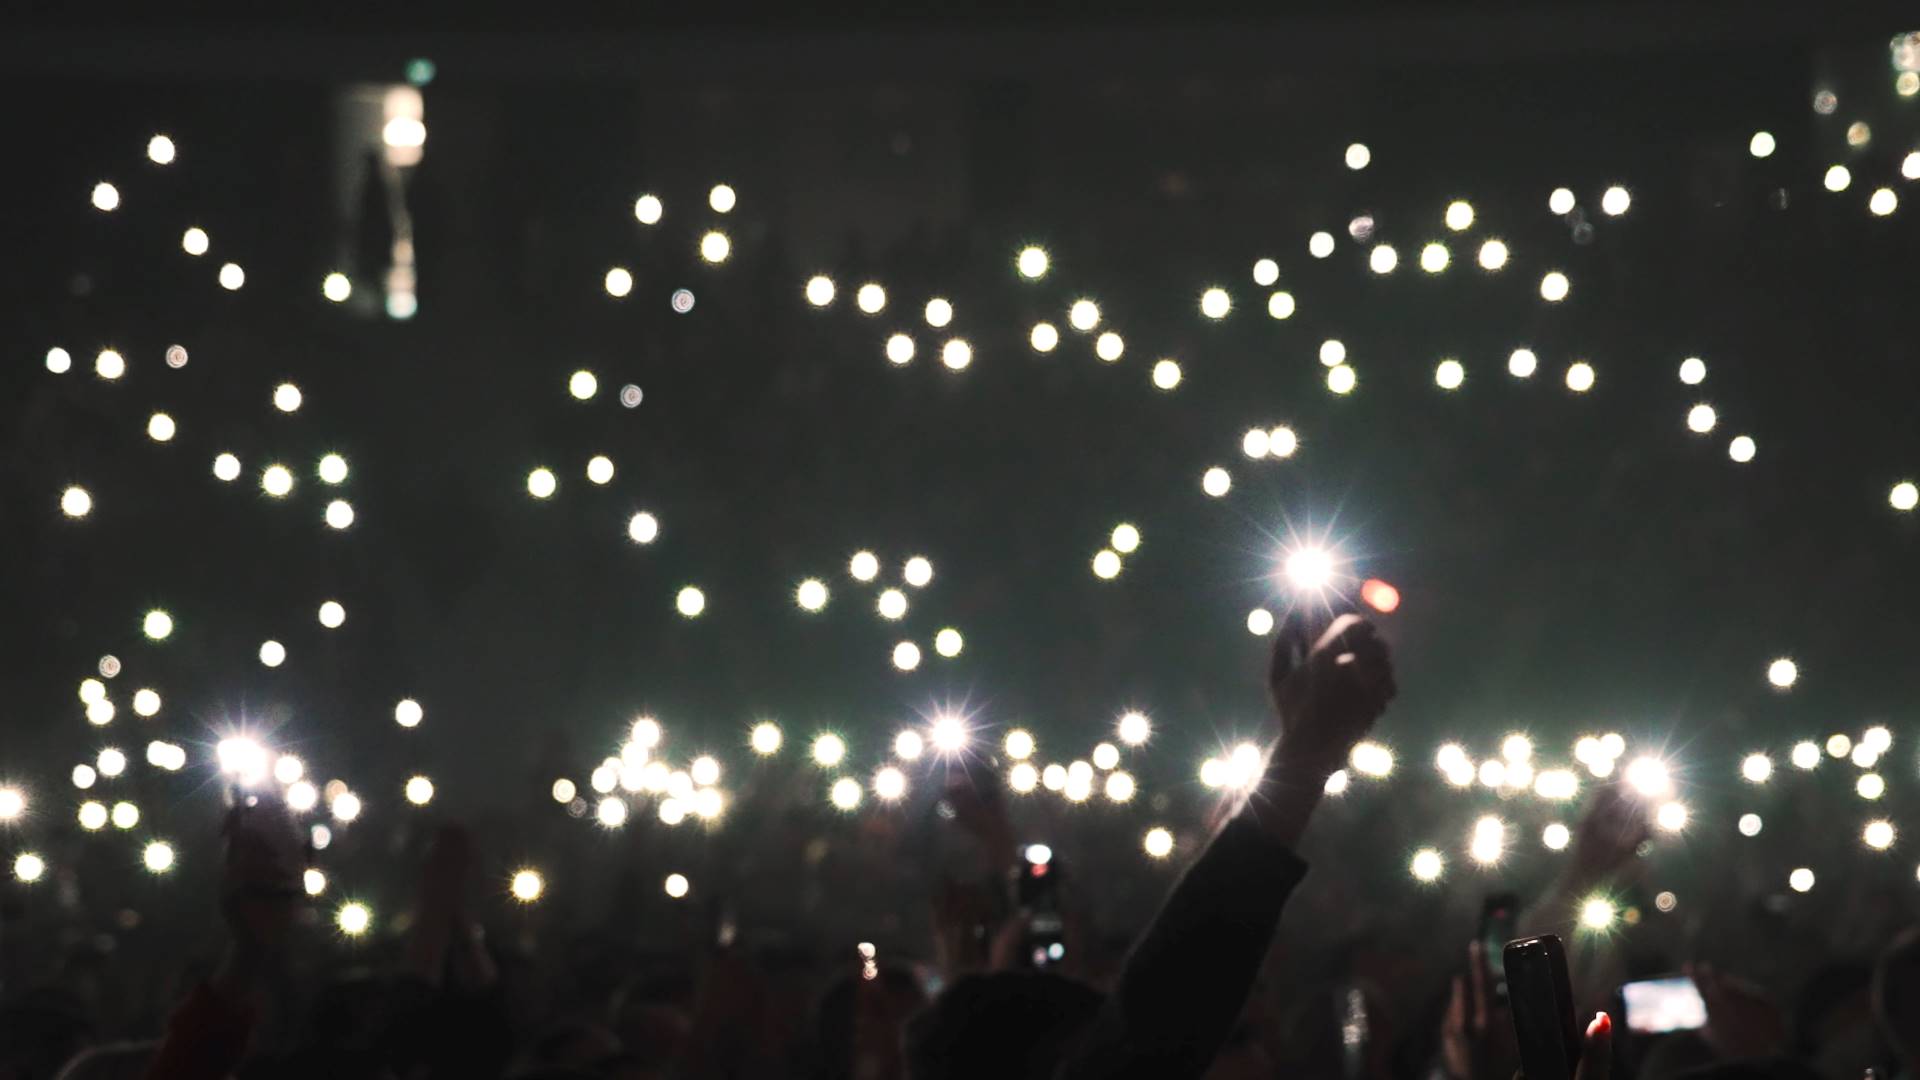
[1587,1012,1612,1037]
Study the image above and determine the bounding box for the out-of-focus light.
[1228,744,1264,789]
[272,755,304,786]
[1139,826,1175,859]
[627,512,660,544]
[873,766,908,802]
[1905,152,1920,181]
[1344,143,1371,170]
[1434,358,1464,390]
[933,627,964,658]
[1420,243,1450,273]
[1540,271,1569,302]
[894,722,925,757]
[1410,847,1445,882]
[596,796,628,828]
[96,348,127,380]
[812,733,847,768]
[144,609,175,641]
[1246,608,1275,635]
[1444,200,1475,230]
[324,500,355,529]
[1327,364,1357,395]
[322,272,352,303]
[1265,427,1298,460]
[1103,770,1136,802]
[147,133,177,164]
[1846,121,1870,147]
[1904,72,1920,98]
[1283,546,1335,590]
[1092,331,1124,361]
[634,194,663,224]
[317,453,350,485]
[1030,322,1059,352]
[1252,258,1279,285]
[1728,435,1756,463]
[1866,820,1897,850]
[1654,801,1688,832]
[86,700,114,726]
[805,276,835,306]
[1788,868,1814,893]
[700,231,731,263]
[551,778,577,803]
[1355,578,1398,614]
[708,183,737,213]
[390,698,424,729]
[1368,244,1397,274]
[1549,188,1576,214]
[285,781,318,812]
[261,464,295,498]
[91,181,120,211]
[1686,404,1717,434]
[749,721,783,756]
[941,339,972,371]
[857,283,886,314]
[1677,356,1707,385]
[892,641,921,671]
[209,452,243,482]
[1790,741,1820,769]
[1198,758,1227,789]
[96,748,126,777]
[1151,359,1182,390]
[1870,188,1899,216]
[1565,362,1595,393]
[45,347,72,374]
[1737,813,1763,837]
[903,555,934,588]
[1600,186,1631,216]
[566,370,600,402]
[1242,428,1270,458]
[311,823,332,849]
[1318,339,1346,367]
[79,678,106,705]
[877,588,908,620]
[928,714,968,755]
[1624,756,1671,798]
[796,578,829,612]
[1738,753,1774,783]
[849,551,880,582]
[1017,246,1050,279]
[1535,769,1579,801]
[15,853,46,883]
[1009,762,1039,793]
[664,873,690,898]
[1200,288,1231,319]
[1543,822,1572,850]
[926,298,955,328]
[603,267,634,297]
[218,263,246,290]
[258,640,286,668]
[1749,131,1776,158]
[1092,549,1122,580]
[690,755,721,787]
[1477,239,1509,271]
[1864,726,1893,753]
[331,791,362,822]
[317,600,346,629]
[885,334,915,365]
[1309,231,1335,258]
[830,777,862,810]
[1853,744,1882,770]
[1824,165,1852,193]
[1090,742,1121,771]
[1858,773,1886,800]
[111,801,139,829]
[586,456,614,485]
[1893,482,1920,512]
[0,788,22,821]
[1579,897,1616,930]
[1350,741,1393,777]
[61,485,93,518]
[337,901,371,935]
[676,586,706,618]
[1768,658,1797,688]
[182,227,209,255]
[1469,816,1506,864]
[78,800,107,829]
[143,841,175,874]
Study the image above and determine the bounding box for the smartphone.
[1619,976,1706,1035]
[1015,843,1066,969]
[1505,935,1581,1080]
[1479,893,1521,1000]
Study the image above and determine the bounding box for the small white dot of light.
[1016,246,1049,279]
[812,733,847,767]
[1063,774,1093,802]
[1749,131,1776,157]
[331,791,362,822]
[182,227,209,255]
[1823,165,1851,193]
[1790,741,1821,769]
[1009,763,1039,793]
[324,499,355,530]
[1542,822,1573,851]
[218,263,245,290]
[676,586,706,618]
[143,841,175,874]
[1736,812,1764,837]
[894,729,925,761]
[14,853,46,883]
[1535,769,1580,801]
[1623,756,1671,798]
[1420,243,1450,273]
[1435,744,1469,774]
[664,872,690,899]
[1314,339,1347,368]
[933,627,964,658]
[1235,607,1272,637]
[849,284,888,317]
[0,788,22,821]
[1825,735,1851,759]
[566,371,601,404]
[1540,271,1570,302]
[1029,322,1060,352]
[1858,773,1886,800]
[1092,549,1123,579]
[1250,258,1280,286]
[1344,142,1370,169]
[925,298,955,328]
[589,765,616,794]
[603,266,637,297]
[1443,198,1478,230]
[1410,848,1444,882]
[792,577,830,613]
[885,333,915,365]
[848,551,880,582]
[94,349,125,380]
[261,464,294,498]
[877,588,908,620]
[1850,743,1882,769]
[1654,800,1688,832]
[79,677,108,705]
[1327,364,1357,395]
[1240,427,1271,459]
[1003,729,1037,758]
[892,641,922,670]
[584,455,616,486]
[1686,403,1717,434]
[550,778,577,805]
[505,869,543,902]
[1197,757,1227,789]
[1865,725,1893,753]
[692,788,724,821]
[91,181,120,211]
[1066,299,1101,332]
[318,601,346,629]
[1500,733,1532,763]
[310,823,332,849]
[1478,759,1507,788]
[830,777,863,810]
[1200,288,1231,319]
[258,640,286,668]
[1368,244,1397,274]
[1600,186,1631,216]
[1321,769,1349,795]
[1768,657,1797,688]
[1905,152,1920,181]
[1847,121,1871,147]
[390,698,424,728]
[634,194,663,224]
[286,781,318,812]
[1434,358,1464,390]
[1144,827,1175,859]
[1469,816,1506,864]
[1892,482,1920,512]
[596,797,628,828]
[1091,742,1121,771]
[46,346,73,374]
[1309,231,1335,258]
[1579,897,1616,930]
[1095,331,1125,361]
[144,412,177,442]
[1870,188,1899,216]
[708,183,737,213]
[111,801,139,829]
[1675,356,1708,386]
[1866,820,1897,850]
[1266,291,1297,322]
[1105,771,1136,802]
[1549,188,1576,214]
[903,555,934,588]
[1505,761,1535,791]
[689,755,721,787]
[1476,238,1510,272]
[86,700,114,726]
[700,231,730,263]
[1904,72,1920,98]
[1268,426,1299,458]
[337,901,371,934]
[312,456,351,489]
[271,755,303,786]
[1068,759,1096,786]
[201,453,239,485]
[1565,362,1595,393]
[805,275,835,307]
[1788,868,1814,893]
[1734,752,1775,784]
[143,610,172,640]
[319,270,354,303]
[941,339,972,371]
[873,766,908,801]
[147,133,177,164]
[617,512,658,548]
[78,800,108,829]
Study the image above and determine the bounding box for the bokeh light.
[1144,827,1175,859]
[1540,271,1570,302]
[1411,848,1444,882]
[1200,288,1230,319]
[1767,657,1797,688]
[1017,246,1049,279]
[1434,359,1464,390]
[676,586,706,618]
[700,232,730,263]
[1151,359,1181,390]
[925,298,954,327]
[812,733,847,768]
[1565,362,1595,393]
[1327,364,1357,395]
[941,339,972,371]
[1095,331,1124,361]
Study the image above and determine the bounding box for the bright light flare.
[1411,848,1444,882]
[15,853,47,883]
[676,586,706,618]
[337,901,371,935]
[700,231,730,263]
[1865,820,1897,850]
[1579,896,1616,930]
[1282,546,1335,591]
[1767,658,1797,688]
[1327,364,1357,395]
[795,578,829,612]
[1741,754,1772,783]
[830,777,862,811]
[1200,288,1231,319]
[805,276,835,306]
[812,733,847,768]
[1017,246,1049,279]
[873,766,907,801]
[143,841,176,874]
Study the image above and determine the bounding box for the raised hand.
[1689,962,1786,1061]
[219,795,304,962]
[1268,612,1397,781]
[1564,785,1651,892]
[1440,942,1518,1080]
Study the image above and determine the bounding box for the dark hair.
[902,972,1103,1080]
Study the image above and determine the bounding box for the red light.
[1360,579,1400,613]
[1032,863,1049,877]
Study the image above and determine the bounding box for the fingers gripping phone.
[1016,844,1066,969]
[1479,893,1521,1000]
[1505,935,1581,1080]
[1619,976,1705,1035]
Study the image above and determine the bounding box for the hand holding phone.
[1015,844,1066,970]
[1504,935,1612,1080]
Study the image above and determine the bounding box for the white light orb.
[569,370,598,400]
[337,901,371,934]
[1678,356,1707,385]
[45,347,72,374]
[596,797,628,828]
[1893,482,1920,512]
[700,231,730,263]
[85,699,114,726]
[147,133,177,163]
[750,722,782,755]
[394,698,425,728]
[258,640,286,668]
[1267,291,1296,319]
[1865,820,1897,850]
[1548,188,1576,214]
[1565,362,1595,393]
[895,730,925,760]
[1151,359,1182,390]
[1068,299,1100,332]
[585,455,614,485]
[1246,608,1275,635]
[708,183,737,213]
[1308,231,1335,258]
[1749,131,1775,157]
[318,453,349,484]
[904,555,934,587]
[1905,152,1920,180]
[857,283,887,313]
[812,733,847,767]
[934,627,964,657]
[1030,322,1060,352]
[1872,188,1901,216]
[322,272,352,302]
[1017,246,1049,279]
[1420,243,1450,273]
[1350,740,1394,777]
[1327,364,1357,395]
[1788,868,1814,893]
[404,775,434,805]
[1095,331,1125,361]
[604,268,634,297]
[1344,143,1370,169]
[885,334,915,365]
[130,688,160,718]
[1091,549,1122,579]
[1318,339,1346,367]
[628,512,660,544]
[1858,773,1886,800]
[1543,823,1572,850]
[848,550,879,581]
[1200,288,1231,319]
[873,766,908,801]
[143,610,173,640]
[1767,657,1797,688]
[213,453,241,482]
[143,841,175,874]
[1741,753,1773,783]
[1476,238,1510,271]
[1410,848,1444,882]
[181,226,209,255]
[1104,771,1136,802]
[1823,165,1851,193]
[77,799,106,828]
[91,181,120,211]
[830,777,863,811]
[1790,741,1820,769]
[1654,801,1688,832]
[941,339,972,371]
[1579,897,1616,930]
[1434,358,1464,390]
[526,468,556,499]
[877,588,908,620]
[633,194,663,224]
[664,872,690,898]
[324,499,355,529]
[510,869,544,902]
[142,412,175,443]
[1368,244,1398,274]
[1686,404,1717,434]
[218,263,245,290]
[795,578,829,612]
[1104,525,1141,557]
[892,641,921,671]
[95,348,125,380]
[676,586,706,618]
[925,298,954,328]
[1600,186,1631,216]
[61,486,93,518]
[1540,271,1570,302]
[1444,199,1475,230]
[1735,813,1762,837]
[805,276,835,306]
[14,852,46,883]
[1252,258,1279,285]
[318,600,346,629]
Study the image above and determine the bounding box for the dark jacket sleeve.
[141,982,254,1080]
[1055,815,1308,1080]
